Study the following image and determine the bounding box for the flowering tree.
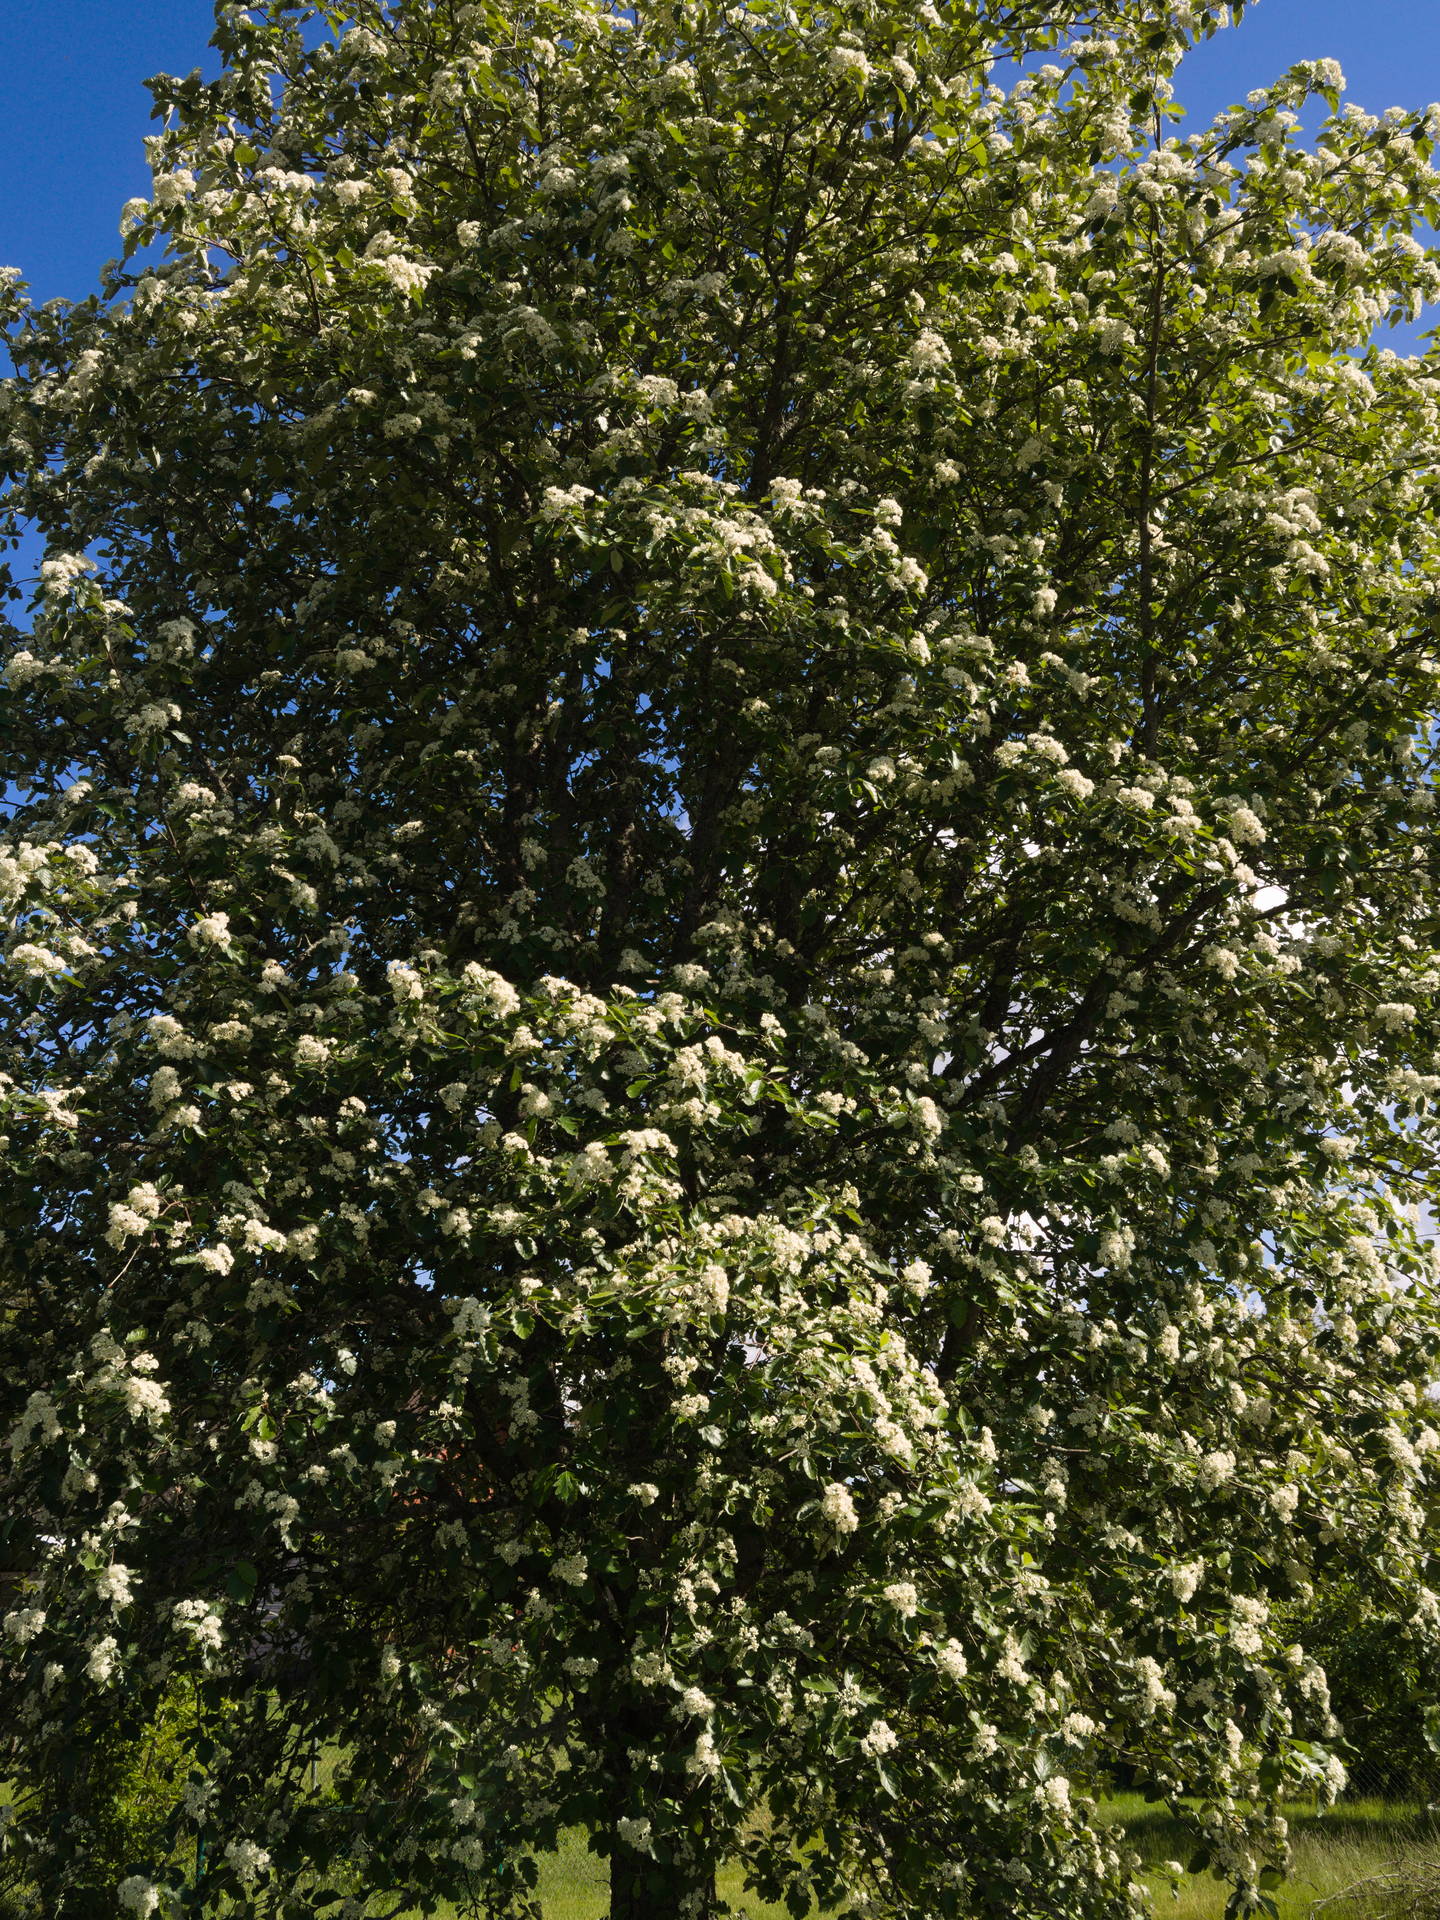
[4,1,1440,1915]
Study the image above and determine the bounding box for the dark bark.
[597,1693,720,1920]
[609,1825,718,1920]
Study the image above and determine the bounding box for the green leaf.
[226,1561,259,1603]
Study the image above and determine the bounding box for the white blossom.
[882,1580,919,1618]
[936,1639,968,1680]
[1197,1450,1237,1493]
[188,911,232,949]
[84,1636,119,1684]
[3,1607,45,1645]
[223,1839,272,1884]
[95,1564,135,1609]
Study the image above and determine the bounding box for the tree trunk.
[610,1827,718,1920]
[592,1607,721,1917]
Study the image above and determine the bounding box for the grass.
[377,1797,1440,1919]
[5,1784,1437,1917]
[503,1798,1440,1920]
[523,1832,793,1920]
[1107,1793,1440,1920]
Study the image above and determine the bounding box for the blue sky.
[0,0,1436,306]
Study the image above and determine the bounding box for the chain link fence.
[1344,1754,1440,1810]
[1295,1758,1440,1920]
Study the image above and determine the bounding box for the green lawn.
[522,1831,792,1920]
[5,1789,1437,1917]
[1107,1794,1440,1920]
[449,1800,1440,1919]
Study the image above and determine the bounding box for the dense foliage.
[4,1,1440,1915]
[1278,1585,1440,1803]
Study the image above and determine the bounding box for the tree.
[1277,1579,1440,1804]
[4,0,1440,1914]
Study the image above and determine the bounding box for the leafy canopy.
[3,1,1440,1916]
